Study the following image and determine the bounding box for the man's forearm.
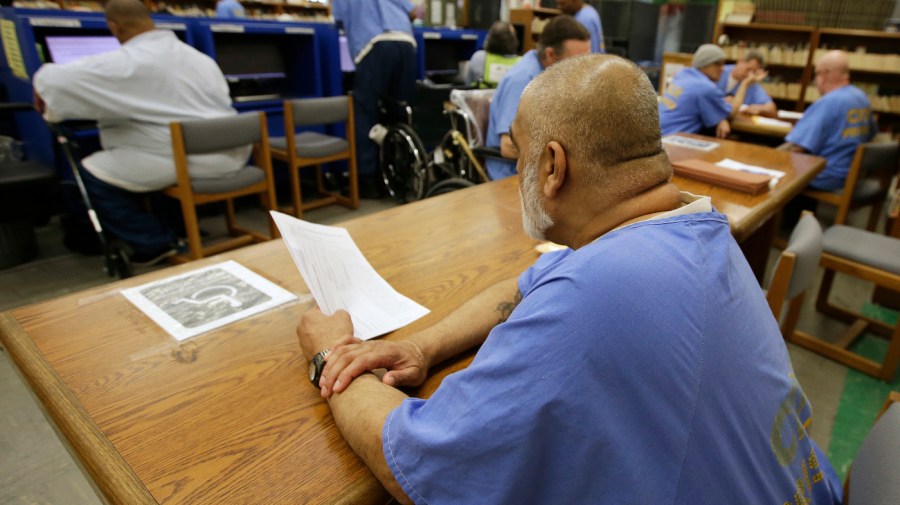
[328,374,413,504]
[411,276,521,369]
[729,79,751,119]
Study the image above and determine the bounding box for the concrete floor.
[0,196,883,504]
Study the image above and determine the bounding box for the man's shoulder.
[580,4,601,20]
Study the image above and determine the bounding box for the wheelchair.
[371,86,497,203]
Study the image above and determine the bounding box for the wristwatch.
[308,348,330,388]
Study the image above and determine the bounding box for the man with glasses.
[659,44,763,138]
[783,50,876,191]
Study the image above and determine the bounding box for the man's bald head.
[814,50,850,95]
[518,54,670,195]
[105,0,154,43]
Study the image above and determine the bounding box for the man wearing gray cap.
[659,43,764,138]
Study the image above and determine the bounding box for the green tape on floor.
[827,303,900,480]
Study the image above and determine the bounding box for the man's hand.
[749,69,769,83]
[296,308,354,361]
[716,119,731,138]
[33,89,46,114]
[318,338,428,398]
[744,104,763,116]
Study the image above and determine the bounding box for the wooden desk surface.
[665,133,824,242]
[0,141,823,504]
[1,178,539,505]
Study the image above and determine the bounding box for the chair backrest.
[659,52,693,95]
[766,212,823,318]
[846,396,900,505]
[288,96,349,127]
[177,112,262,155]
[450,88,495,148]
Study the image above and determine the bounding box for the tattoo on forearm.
[496,290,523,324]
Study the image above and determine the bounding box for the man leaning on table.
[782,50,876,191]
[296,54,842,505]
[659,43,765,138]
[718,48,776,118]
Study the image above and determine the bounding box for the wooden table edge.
[0,312,157,505]
[729,153,825,242]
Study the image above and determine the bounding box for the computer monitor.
[214,35,289,101]
[45,36,120,64]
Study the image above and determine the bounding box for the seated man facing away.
[783,50,876,191]
[659,43,763,138]
[463,20,520,87]
[33,0,247,264]
[296,54,843,505]
[719,48,776,118]
[485,15,589,180]
[556,0,605,53]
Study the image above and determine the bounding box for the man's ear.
[542,140,567,199]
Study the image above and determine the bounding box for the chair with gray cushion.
[766,211,823,337]
[802,141,899,231]
[163,111,279,262]
[845,392,900,504]
[787,219,900,381]
[269,96,358,218]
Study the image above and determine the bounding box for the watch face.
[309,361,317,382]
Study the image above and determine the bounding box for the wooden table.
[664,133,824,278]
[730,112,795,140]
[0,145,822,504]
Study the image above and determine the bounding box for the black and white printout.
[121,260,297,341]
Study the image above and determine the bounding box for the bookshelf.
[11,0,332,21]
[716,22,900,131]
[509,7,560,54]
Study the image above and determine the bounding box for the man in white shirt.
[33,0,247,264]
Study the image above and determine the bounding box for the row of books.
[723,43,810,67]
[813,47,900,74]
[755,0,894,31]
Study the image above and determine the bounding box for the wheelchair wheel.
[424,177,476,198]
[380,123,427,204]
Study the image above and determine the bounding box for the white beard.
[519,159,554,240]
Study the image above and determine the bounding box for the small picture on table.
[121,260,297,341]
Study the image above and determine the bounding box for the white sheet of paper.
[270,211,429,340]
[121,260,298,341]
[715,158,786,189]
[662,135,720,152]
[777,110,804,121]
[752,116,794,128]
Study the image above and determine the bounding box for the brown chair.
[269,96,358,218]
[659,52,693,95]
[802,141,899,231]
[163,112,279,263]
[765,211,823,338]
[787,218,900,381]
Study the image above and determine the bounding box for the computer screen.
[214,37,288,80]
[424,40,461,74]
[45,36,120,65]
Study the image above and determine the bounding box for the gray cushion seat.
[192,166,265,193]
[823,225,900,275]
[827,178,885,204]
[269,131,349,158]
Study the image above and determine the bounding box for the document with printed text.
[271,211,430,340]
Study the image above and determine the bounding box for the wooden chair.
[269,96,358,218]
[787,218,900,381]
[765,211,823,338]
[844,391,900,504]
[164,111,279,263]
[659,52,693,95]
[802,141,899,231]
